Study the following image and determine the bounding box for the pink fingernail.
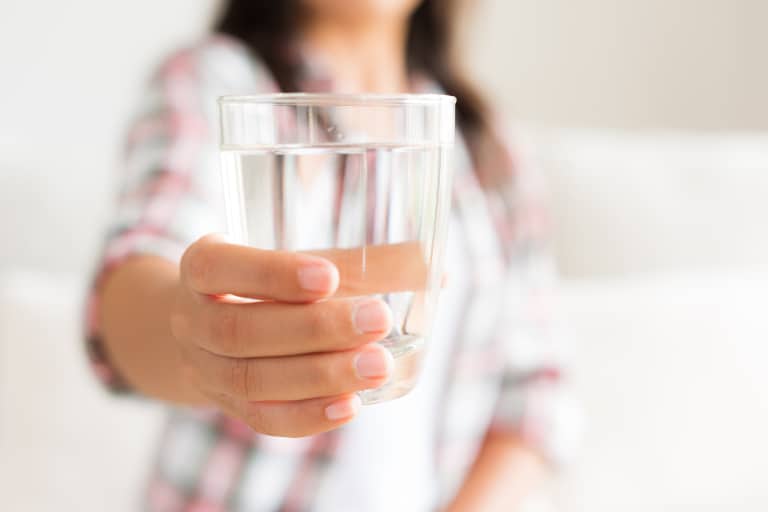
[354,345,394,380]
[324,395,361,421]
[297,261,338,293]
[352,299,392,334]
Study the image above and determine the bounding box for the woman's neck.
[300,16,410,93]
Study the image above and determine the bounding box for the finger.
[173,294,392,357]
[307,241,429,298]
[198,387,361,438]
[180,234,339,302]
[184,342,393,401]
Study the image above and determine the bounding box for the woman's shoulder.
[150,34,278,92]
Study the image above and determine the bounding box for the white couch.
[2,131,768,511]
[554,269,768,511]
[0,272,164,512]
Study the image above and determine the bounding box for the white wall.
[468,0,768,131]
[535,131,768,277]
[2,0,767,278]
[0,0,212,275]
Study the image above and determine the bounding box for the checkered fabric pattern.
[85,35,578,512]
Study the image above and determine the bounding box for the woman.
[87,1,575,510]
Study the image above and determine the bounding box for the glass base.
[358,335,425,405]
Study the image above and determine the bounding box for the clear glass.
[218,93,455,404]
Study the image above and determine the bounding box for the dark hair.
[216,0,506,184]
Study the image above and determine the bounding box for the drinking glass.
[218,93,455,404]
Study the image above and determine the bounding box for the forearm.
[100,255,209,406]
[446,430,548,512]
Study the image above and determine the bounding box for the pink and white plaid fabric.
[85,35,577,511]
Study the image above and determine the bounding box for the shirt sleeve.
[486,131,582,466]
[84,41,276,393]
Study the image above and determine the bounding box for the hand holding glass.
[219,93,455,404]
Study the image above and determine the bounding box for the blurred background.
[1,0,767,510]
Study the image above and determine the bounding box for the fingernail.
[325,395,361,421]
[354,345,393,380]
[352,299,392,334]
[297,261,338,293]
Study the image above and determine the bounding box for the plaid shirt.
[86,35,577,512]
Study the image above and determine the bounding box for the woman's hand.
[171,234,394,437]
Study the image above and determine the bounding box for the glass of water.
[218,93,455,404]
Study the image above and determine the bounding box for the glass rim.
[219,92,456,107]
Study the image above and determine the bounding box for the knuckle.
[303,301,350,343]
[305,357,339,394]
[245,361,265,400]
[303,305,333,336]
[258,265,282,296]
[244,404,275,435]
[228,358,250,397]
[228,358,265,401]
[208,308,240,351]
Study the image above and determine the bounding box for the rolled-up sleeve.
[84,40,276,393]
[487,133,582,466]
